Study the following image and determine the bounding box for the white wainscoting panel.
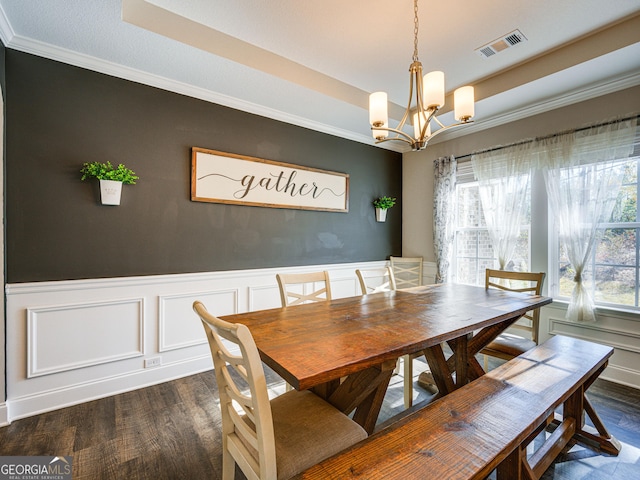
[332,276,360,299]
[159,289,237,352]
[249,284,282,311]
[539,302,640,389]
[4,261,388,423]
[27,298,144,378]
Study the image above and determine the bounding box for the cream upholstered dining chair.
[276,270,332,391]
[355,266,422,409]
[356,266,396,294]
[389,256,429,406]
[276,271,332,307]
[389,256,423,289]
[480,269,546,366]
[193,301,367,480]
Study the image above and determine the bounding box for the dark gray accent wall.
[5,50,402,283]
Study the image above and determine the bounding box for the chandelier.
[368,0,475,151]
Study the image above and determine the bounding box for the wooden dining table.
[221,283,553,434]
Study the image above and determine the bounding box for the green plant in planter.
[373,196,397,210]
[80,161,139,184]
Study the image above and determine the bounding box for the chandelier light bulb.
[454,86,475,121]
[369,92,388,128]
[412,111,431,139]
[423,71,445,109]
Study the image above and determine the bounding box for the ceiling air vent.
[476,29,527,58]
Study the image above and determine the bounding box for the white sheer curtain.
[471,143,533,270]
[538,118,637,322]
[433,156,456,283]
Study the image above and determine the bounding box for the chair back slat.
[356,267,396,294]
[276,271,332,307]
[390,256,423,289]
[485,269,546,343]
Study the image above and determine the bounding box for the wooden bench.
[292,335,620,480]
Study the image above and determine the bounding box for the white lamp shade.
[454,86,475,121]
[423,71,445,109]
[412,111,431,139]
[369,92,388,126]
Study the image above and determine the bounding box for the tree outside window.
[558,157,640,308]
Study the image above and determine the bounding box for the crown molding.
[430,70,640,145]
[0,3,14,46]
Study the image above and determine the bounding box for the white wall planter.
[99,179,123,205]
[375,208,387,222]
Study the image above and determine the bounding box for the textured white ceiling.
[1,0,639,151]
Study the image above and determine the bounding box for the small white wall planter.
[99,179,123,205]
[80,161,138,206]
[373,196,396,222]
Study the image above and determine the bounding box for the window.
[455,162,640,309]
[453,179,531,286]
[450,118,638,312]
[555,156,640,309]
[454,182,492,285]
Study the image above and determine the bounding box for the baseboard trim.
[0,403,8,427]
[5,355,213,423]
[3,355,637,426]
[601,363,640,391]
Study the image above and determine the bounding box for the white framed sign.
[191,147,349,212]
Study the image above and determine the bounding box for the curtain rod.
[455,113,640,161]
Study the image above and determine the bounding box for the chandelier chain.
[413,0,419,62]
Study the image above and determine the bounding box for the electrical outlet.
[145,357,162,368]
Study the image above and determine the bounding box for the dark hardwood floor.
[1,359,639,479]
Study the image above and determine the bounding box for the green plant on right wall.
[373,196,397,210]
[80,161,139,184]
